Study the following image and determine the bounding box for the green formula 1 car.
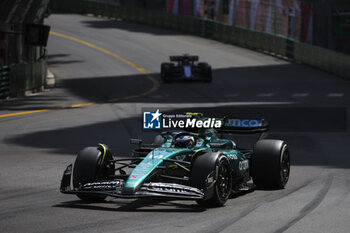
[60,114,290,207]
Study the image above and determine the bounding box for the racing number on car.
[153,155,164,159]
[239,160,249,171]
[226,154,238,160]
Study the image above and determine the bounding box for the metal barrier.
[0,58,47,99]
[0,66,10,98]
[10,58,47,95]
[50,0,350,80]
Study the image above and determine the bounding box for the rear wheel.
[161,63,173,83]
[251,139,290,189]
[73,145,114,202]
[198,62,212,82]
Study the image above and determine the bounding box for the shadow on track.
[0,95,70,111]
[2,63,349,111]
[53,198,206,213]
[48,53,84,67]
[51,64,350,104]
[80,19,183,36]
[4,105,350,168]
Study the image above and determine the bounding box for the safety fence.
[0,58,47,99]
[50,0,350,79]
[167,0,312,43]
[0,22,49,99]
[0,66,9,98]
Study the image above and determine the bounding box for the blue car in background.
[160,55,212,82]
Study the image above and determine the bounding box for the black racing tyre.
[161,63,173,83]
[198,62,212,82]
[251,139,290,189]
[204,70,212,83]
[191,152,232,207]
[73,146,114,202]
[198,62,208,67]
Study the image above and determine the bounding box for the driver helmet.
[174,136,195,148]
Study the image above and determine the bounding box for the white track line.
[291,93,309,97]
[133,101,296,108]
[225,93,240,98]
[327,93,344,97]
[257,93,275,97]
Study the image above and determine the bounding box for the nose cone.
[184,65,192,78]
[121,187,136,195]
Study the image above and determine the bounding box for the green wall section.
[0,58,47,99]
[50,0,349,79]
[0,66,10,98]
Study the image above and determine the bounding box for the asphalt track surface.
[1,14,350,233]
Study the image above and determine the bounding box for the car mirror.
[209,142,227,148]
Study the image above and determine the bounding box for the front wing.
[60,164,204,200]
[166,66,209,81]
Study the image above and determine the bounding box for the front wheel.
[251,139,290,189]
[191,153,232,207]
[72,145,114,202]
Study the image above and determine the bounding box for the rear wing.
[217,118,269,139]
[183,113,269,139]
[170,55,199,62]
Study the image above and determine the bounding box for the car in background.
[161,55,212,82]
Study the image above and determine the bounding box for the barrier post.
[286,38,294,59]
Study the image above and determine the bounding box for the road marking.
[50,31,159,102]
[70,102,95,108]
[0,102,94,118]
[257,93,275,97]
[291,93,309,98]
[225,93,239,98]
[0,32,159,118]
[327,93,344,97]
[136,101,296,108]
